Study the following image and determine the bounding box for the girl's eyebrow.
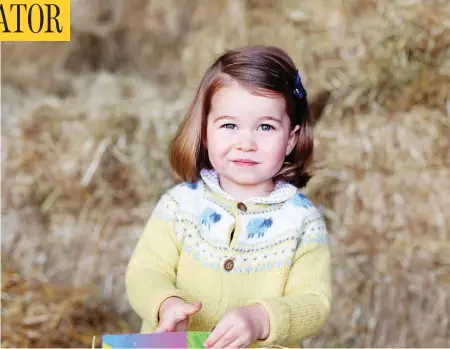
[213,115,235,123]
[213,115,282,123]
[259,116,282,123]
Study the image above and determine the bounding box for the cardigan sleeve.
[252,208,332,347]
[125,190,189,330]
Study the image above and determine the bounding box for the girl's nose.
[236,132,257,151]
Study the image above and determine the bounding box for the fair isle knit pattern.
[153,170,328,274]
[126,168,332,348]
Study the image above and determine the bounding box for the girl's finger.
[153,320,175,333]
[157,302,201,334]
[210,329,239,348]
[226,335,250,348]
[204,324,233,348]
[174,302,202,322]
[174,318,188,332]
[184,302,202,316]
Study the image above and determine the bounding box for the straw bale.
[1,73,192,313]
[66,0,196,81]
[1,41,72,91]
[317,0,450,116]
[1,258,133,348]
[2,0,190,88]
[178,0,249,86]
[2,0,250,91]
[2,0,450,347]
[2,73,186,211]
[302,107,450,347]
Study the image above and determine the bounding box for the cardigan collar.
[199,168,298,205]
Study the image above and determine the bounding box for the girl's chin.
[220,172,274,186]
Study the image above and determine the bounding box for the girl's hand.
[204,305,270,348]
[154,297,202,333]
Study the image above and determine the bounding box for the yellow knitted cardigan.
[126,169,332,348]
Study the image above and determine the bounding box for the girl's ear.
[286,125,300,156]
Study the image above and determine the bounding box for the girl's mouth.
[232,159,259,166]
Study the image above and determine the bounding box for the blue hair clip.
[293,70,307,99]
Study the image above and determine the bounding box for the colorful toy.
[102,331,210,348]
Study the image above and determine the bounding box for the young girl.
[125,45,332,348]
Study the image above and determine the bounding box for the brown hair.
[169,45,314,188]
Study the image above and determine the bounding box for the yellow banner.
[0,0,70,41]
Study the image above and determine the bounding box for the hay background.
[2,0,449,347]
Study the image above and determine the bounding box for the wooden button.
[223,259,234,271]
[237,202,247,211]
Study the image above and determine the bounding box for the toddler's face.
[205,82,299,196]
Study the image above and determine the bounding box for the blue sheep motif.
[291,192,312,208]
[247,217,273,239]
[200,207,222,230]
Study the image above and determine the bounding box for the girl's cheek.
[260,136,282,150]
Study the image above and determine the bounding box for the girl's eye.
[259,124,275,131]
[222,123,237,129]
